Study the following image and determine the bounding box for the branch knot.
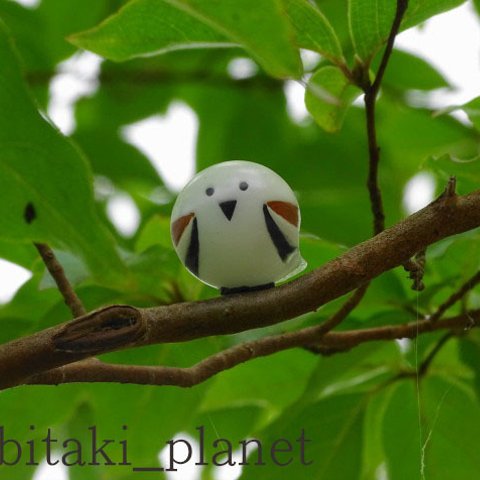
[54,305,145,354]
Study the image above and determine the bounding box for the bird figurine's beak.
[219,200,237,221]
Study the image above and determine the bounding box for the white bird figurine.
[170,160,305,294]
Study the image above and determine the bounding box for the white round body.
[170,161,304,290]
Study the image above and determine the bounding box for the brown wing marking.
[266,201,298,227]
[171,213,195,246]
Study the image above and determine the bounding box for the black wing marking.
[185,217,199,276]
[263,204,296,262]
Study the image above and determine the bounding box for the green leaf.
[362,384,394,479]
[297,343,387,403]
[475,0,480,15]
[0,383,88,478]
[299,233,345,276]
[434,96,480,132]
[284,0,345,64]
[421,377,480,479]
[349,0,467,63]
[239,393,366,479]
[383,376,480,480]
[381,48,450,91]
[461,96,480,131]
[423,154,480,194]
[348,0,396,62]
[73,128,163,190]
[402,0,467,30]
[0,21,125,280]
[202,349,318,412]
[0,239,37,269]
[305,65,361,132]
[70,0,230,60]
[35,0,118,64]
[70,0,302,79]
[382,381,422,480]
[459,332,480,401]
[136,214,173,251]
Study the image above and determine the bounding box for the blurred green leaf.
[0,0,49,71]
[461,96,480,130]
[0,239,37,269]
[434,96,480,133]
[0,21,124,280]
[305,65,361,132]
[136,214,173,251]
[423,154,480,194]
[70,0,303,79]
[299,233,345,276]
[381,48,450,91]
[73,129,163,190]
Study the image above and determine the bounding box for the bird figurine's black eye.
[206,187,214,196]
[239,181,248,191]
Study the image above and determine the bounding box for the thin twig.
[418,332,454,377]
[363,0,409,235]
[318,3,411,347]
[304,283,369,353]
[363,0,409,227]
[26,309,478,388]
[430,270,480,322]
[369,0,409,95]
[34,243,86,318]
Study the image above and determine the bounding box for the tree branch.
[429,270,480,322]
[418,332,454,377]
[0,189,479,389]
[363,0,409,235]
[34,243,86,318]
[26,309,478,388]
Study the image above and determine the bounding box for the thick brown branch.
[34,243,86,318]
[1,190,480,389]
[27,310,478,388]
